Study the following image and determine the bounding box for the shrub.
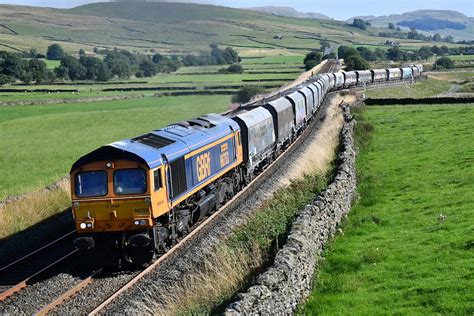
[219,64,244,74]
[231,85,264,104]
[435,57,454,69]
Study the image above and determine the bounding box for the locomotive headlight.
[134,220,140,226]
[134,219,147,226]
[86,223,92,228]
[80,223,87,229]
[144,198,151,206]
[105,161,114,168]
[73,201,80,209]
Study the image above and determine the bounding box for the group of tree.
[182,44,240,67]
[337,46,370,71]
[0,43,242,84]
[351,18,371,31]
[0,51,54,85]
[379,27,454,43]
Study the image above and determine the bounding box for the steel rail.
[0,249,78,301]
[86,90,337,316]
[35,269,103,316]
[0,230,77,301]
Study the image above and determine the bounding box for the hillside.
[351,10,474,40]
[247,6,331,20]
[0,2,460,58]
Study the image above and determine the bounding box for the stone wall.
[225,105,357,315]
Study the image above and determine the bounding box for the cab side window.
[154,169,162,191]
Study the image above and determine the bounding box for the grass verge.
[0,181,70,239]
[301,104,474,314]
[365,78,451,98]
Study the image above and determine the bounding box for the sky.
[0,0,472,20]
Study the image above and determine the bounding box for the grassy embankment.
[0,95,229,238]
[301,104,474,314]
[365,77,452,98]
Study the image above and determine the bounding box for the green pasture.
[0,96,230,200]
[302,104,474,315]
[365,78,452,98]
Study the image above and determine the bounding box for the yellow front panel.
[74,197,152,232]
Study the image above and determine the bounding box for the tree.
[433,33,442,42]
[93,47,99,54]
[46,44,65,60]
[388,23,395,30]
[55,55,87,80]
[337,46,358,59]
[356,47,376,61]
[418,46,433,60]
[304,51,322,70]
[222,47,240,64]
[138,57,157,77]
[210,43,225,64]
[231,85,264,104]
[374,48,386,60]
[26,59,51,84]
[351,18,370,30]
[152,53,164,64]
[96,63,111,81]
[435,57,454,69]
[79,55,102,80]
[345,54,369,70]
[79,48,86,56]
[387,46,404,61]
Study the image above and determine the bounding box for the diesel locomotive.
[70,64,423,266]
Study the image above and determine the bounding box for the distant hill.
[350,10,474,40]
[69,2,262,23]
[247,6,331,20]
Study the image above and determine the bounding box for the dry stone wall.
[226,105,357,315]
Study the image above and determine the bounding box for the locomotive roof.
[71,113,240,171]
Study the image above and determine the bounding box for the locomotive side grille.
[132,133,175,149]
[170,157,187,198]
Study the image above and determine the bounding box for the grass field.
[365,78,452,98]
[301,104,474,314]
[0,96,230,200]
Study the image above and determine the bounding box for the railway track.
[0,230,77,301]
[85,90,338,315]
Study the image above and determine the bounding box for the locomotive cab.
[71,148,170,266]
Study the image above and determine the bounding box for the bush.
[435,57,454,69]
[231,85,264,104]
[219,64,244,74]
